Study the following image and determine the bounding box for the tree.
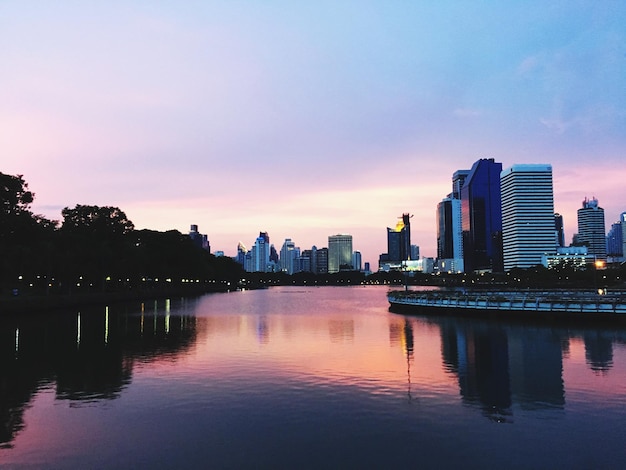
[0,173,58,292]
[0,173,33,217]
[61,205,134,239]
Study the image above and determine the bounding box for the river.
[1,285,626,469]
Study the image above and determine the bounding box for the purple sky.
[2,1,625,266]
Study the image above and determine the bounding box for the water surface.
[1,286,626,469]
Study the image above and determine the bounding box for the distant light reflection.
[77,312,81,348]
[105,306,109,344]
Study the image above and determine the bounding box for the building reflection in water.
[328,320,354,343]
[438,318,565,422]
[0,299,198,448]
[389,318,415,402]
[583,330,614,374]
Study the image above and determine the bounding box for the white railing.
[388,290,626,315]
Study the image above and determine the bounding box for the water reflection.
[2,287,626,464]
[0,298,197,448]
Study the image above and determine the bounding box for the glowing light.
[105,306,109,344]
[77,313,81,348]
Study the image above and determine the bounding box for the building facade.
[386,213,412,263]
[280,238,299,274]
[328,234,353,273]
[460,158,503,272]
[554,213,565,247]
[501,164,556,271]
[577,197,606,261]
[437,197,463,267]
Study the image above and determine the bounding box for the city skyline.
[2,1,625,266]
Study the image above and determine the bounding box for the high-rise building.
[280,238,298,274]
[328,234,353,273]
[461,158,503,272]
[622,212,626,261]
[189,224,210,252]
[251,232,271,272]
[316,247,329,274]
[352,251,362,272]
[235,241,247,266]
[501,164,556,271]
[606,221,623,260]
[437,197,463,260]
[452,170,470,199]
[554,213,565,247]
[386,213,412,263]
[577,197,606,261]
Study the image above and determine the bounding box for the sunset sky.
[2,1,625,266]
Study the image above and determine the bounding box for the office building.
[316,247,329,274]
[328,234,353,273]
[577,197,606,261]
[623,212,626,261]
[461,158,503,272]
[249,232,271,272]
[606,222,622,259]
[235,241,247,266]
[542,246,592,271]
[437,197,464,272]
[352,251,362,272]
[280,238,298,274]
[554,213,565,247]
[501,164,556,271]
[189,224,210,252]
[386,213,412,263]
[452,170,470,199]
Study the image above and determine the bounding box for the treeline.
[0,172,244,298]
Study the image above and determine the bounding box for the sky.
[2,1,625,266]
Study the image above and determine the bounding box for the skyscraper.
[501,164,556,271]
[235,241,247,266]
[386,213,412,263]
[452,170,470,199]
[577,197,606,261]
[252,232,270,272]
[280,238,298,274]
[606,221,623,259]
[328,234,353,273]
[189,224,210,252]
[316,247,329,274]
[437,197,463,261]
[352,251,362,272]
[622,212,626,261]
[461,158,503,272]
[554,213,565,247]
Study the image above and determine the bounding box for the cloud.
[453,108,483,118]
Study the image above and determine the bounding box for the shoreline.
[0,285,234,315]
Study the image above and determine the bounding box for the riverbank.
[0,284,234,315]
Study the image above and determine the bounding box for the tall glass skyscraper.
[461,158,503,272]
[437,198,462,260]
[386,213,412,263]
[577,197,606,261]
[501,164,556,271]
[606,220,623,259]
[328,234,353,273]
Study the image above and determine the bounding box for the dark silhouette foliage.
[0,173,244,297]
